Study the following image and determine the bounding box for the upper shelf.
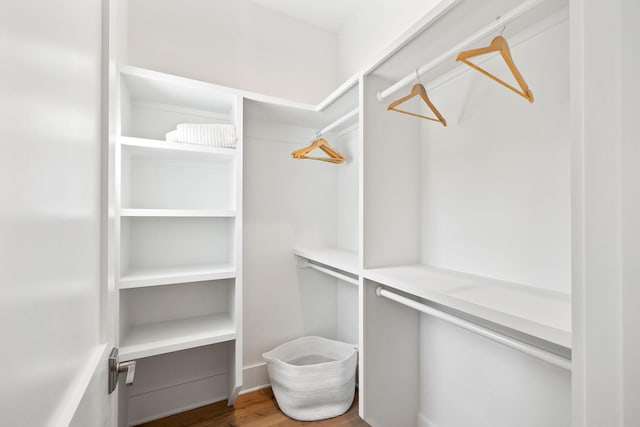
[364,264,571,348]
[119,136,237,159]
[120,65,237,115]
[294,247,359,276]
[244,83,359,130]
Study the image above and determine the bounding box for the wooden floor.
[138,388,369,427]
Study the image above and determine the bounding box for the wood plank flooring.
[138,387,369,427]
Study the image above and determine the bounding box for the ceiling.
[249,0,365,33]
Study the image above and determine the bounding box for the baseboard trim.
[240,383,271,395]
[241,362,270,393]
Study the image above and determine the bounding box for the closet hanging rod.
[303,261,359,286]
[376,0,545,101]
[317,108,359,137]
[375,287,571,371]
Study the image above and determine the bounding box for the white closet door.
[0,1,115,426]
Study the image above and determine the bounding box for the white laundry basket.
[262,336,358,421]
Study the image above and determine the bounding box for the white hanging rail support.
[300,259,359,286]
[376,0,546,101]
[376,287,571,371]
[317,108,359,136]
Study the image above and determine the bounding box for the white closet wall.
[419,19,570,293]
[361,0,572,425]
[127,0,339,104]
[242,89,360,389]
[414,17,572,427]
[335,126,360,345]
[337,0,441,80]
[242,119,339,380]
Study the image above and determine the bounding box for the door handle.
[108,347,136,394]
[119,360,136,385]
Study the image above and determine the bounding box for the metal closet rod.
[376,0,546,101]
[305,261,359,286]
[375,287,571,371]
[317,108,359,136]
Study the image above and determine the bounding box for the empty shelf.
[294,247,359,276]
[119,264,236,289]
[120,136,237,158]
[119,313,235,361]
[120,208,236,218]
[364,264,571,348]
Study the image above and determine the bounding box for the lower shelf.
[120,313,236,361]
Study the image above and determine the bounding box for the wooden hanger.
[456,35,534,103]
[386,83,447,126]
[291,138,345,164]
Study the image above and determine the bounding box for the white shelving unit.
[116,65,244,422]
[359,0,573,425]
[109,1,579,423]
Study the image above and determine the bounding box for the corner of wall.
[241,362,270,394]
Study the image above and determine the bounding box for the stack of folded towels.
[165,123,237,148]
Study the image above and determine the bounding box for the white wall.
[127,0,339,104]
[241,118,359,389]
[420,19,571,293]
[337,0,442,81]
[419,315,571,427]
[622,1,640,425]
[127,0,447,104]
[242,119,338,381]
[412,15,572,427]
[0,0,104,426]
[336,126,360,252]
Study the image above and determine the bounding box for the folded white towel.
[164,123,236,148]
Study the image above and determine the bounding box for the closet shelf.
[120,208,236,218]
[294,247,359,276]
[120,65,238,116]
[364,265,571,348]
[119,264,236,289]
[119,136,237,158]
[119,313,236,361]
